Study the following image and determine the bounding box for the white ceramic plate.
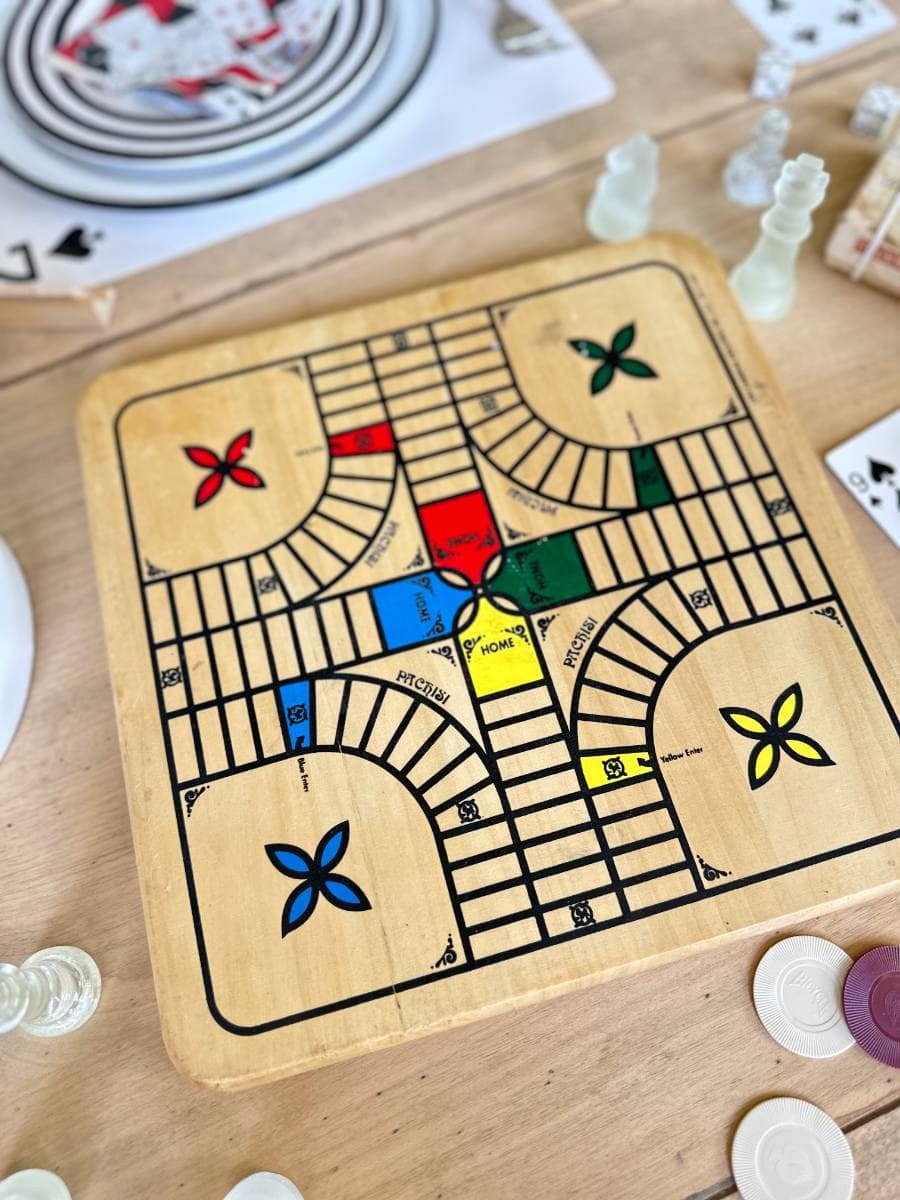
[0,0,437,204]
[0,537,34,763]
[3,0,391,163]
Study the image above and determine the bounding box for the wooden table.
[2,3,898,1196]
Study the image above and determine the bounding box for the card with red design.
[50,0,337,113]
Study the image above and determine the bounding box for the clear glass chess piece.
[723,109,791,208]
[585,131,660,243]
[0,946,101,1037]
[730,153,830,322]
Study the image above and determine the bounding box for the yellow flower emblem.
[719,682,834,791]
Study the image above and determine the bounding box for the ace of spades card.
[733,0,897,64]
[827,409,900,548]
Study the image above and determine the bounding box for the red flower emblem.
[183,429,265,507]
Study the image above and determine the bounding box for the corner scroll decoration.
[184,785,208,817]
[697,856,730,883]
[431,934,457,970]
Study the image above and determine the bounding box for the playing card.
[245,0,338,71]
[154,14,242,85]
[270,0,338,47]
[826,408,900,548]
[200,83,265,120]
[191,0,278,47]
[0,223,108,290]
[732,0,897,65]
[92,7,169,91]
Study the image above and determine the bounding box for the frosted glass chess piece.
[0,537,34,762]
[224,1174,304,1199]
[0,946,101,1037]
[0,1170,71,1200]
[723,109,791,207]
[730,153,830,323]
[585,132,659,243]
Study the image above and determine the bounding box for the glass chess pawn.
[585,131,659,243]
[0,945,101,1037]
[723,109,791,208]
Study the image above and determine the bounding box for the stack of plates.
[0,0,438,205]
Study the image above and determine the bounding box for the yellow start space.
[458,598,544,697]
[582,752,655,790]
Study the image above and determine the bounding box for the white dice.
[850,81,900,140]
[751,47,795,101]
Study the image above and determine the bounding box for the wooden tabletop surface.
[2,2,898,1197]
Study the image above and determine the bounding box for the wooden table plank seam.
[688,1092,900,1200]
[1,43,896,394]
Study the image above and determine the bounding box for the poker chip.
[753,936,855,1059]
[843,944,900,1068]
[224,1173,303,1200]
[731,1097,854,1200]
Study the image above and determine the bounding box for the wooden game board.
[79,234,900,1089]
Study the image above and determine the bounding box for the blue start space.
[372,572,472,650]
[279,680,311,750]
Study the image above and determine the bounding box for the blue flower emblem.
[265,820,371,937]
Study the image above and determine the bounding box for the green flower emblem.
[719,682,835,791]
[569,322,657,395]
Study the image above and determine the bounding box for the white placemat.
[0,0,614,289]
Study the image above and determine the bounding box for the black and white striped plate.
[4,0,389,163]
[0,0,437,204]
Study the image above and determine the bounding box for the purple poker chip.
[843,945,900,1068]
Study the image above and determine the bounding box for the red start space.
[418,489,500,585]
[329,420,395,457]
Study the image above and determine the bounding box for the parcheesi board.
[79,235,900,1089]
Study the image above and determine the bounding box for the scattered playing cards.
[51,0,339,118]
[732,0,897,65]
[826,408,900,547]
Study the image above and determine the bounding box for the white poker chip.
[0,1170,71,1200]
[753,936,855,1059]
[224,1173,303,1200]
[731,1098,854,1200]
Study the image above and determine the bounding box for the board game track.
[107,257,899,1038]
